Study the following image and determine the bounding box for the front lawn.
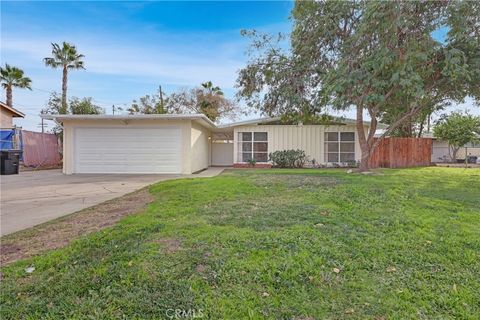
[1,168,479,319]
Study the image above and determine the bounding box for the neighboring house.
[1,101,25,128]
[432,139,480,162]
[421,132,480,162]
[42,114,382,174]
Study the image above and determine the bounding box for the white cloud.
[2,35,246,88]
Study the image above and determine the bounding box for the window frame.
[324,131,356,164]
[237,131,269,163]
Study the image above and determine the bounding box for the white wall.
[233,124,367,164]
[190,121,211,173]
[432,139,480,162]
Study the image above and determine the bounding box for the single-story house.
[431,138,480,163]
[42,114,382,174]
[1,101,25,128]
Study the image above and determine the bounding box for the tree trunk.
[6,85,13,107]
[418,119,424,138]
[356,104,371,171]
[450,146,459,163]
[61,65,68,114]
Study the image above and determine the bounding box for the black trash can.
[467,156,478,164]
[1,149,22,175]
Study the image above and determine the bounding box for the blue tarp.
[0,130,14,150]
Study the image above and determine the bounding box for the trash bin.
[467,156,478,164]
[1,149,22,175]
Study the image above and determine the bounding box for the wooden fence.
[368,137,432,168]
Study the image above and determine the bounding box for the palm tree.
[44,42,85,114]
[201,81,223,95]
[0,64,32,107]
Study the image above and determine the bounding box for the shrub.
[269,149,308,168]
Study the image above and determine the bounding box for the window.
[324,132,355,163]
[237,132,268,162]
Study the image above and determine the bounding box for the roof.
[0,101,25,118]
[40,113,216,129]
[40,113,386,130]
[218,116,387,129]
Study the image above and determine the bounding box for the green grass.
[1,168,479,319]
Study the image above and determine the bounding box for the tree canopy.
[168,81,237,122]
[0,63,32,107]
[43,92,103,115]
[128,92,168,115]
[237,0,479,170]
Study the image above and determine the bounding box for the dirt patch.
[155,238,182,254]
[195,264,206,273]
[0,188,154,266]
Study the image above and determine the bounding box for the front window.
[237,132,268,162]
[324,132,355,163]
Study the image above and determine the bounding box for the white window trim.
[324,132,356,164]
[237,131,269,163]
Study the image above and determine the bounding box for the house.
[1,101,25,128]
[41,114,380,174]
[416,132,480,162]
[431,138,480,162]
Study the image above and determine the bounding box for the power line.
[27,86,131,105]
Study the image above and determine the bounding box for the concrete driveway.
[0,170,185,236]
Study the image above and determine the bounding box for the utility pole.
[159,85,164,112]
[37,118,47,133]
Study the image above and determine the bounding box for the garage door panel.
[74,127,182,173]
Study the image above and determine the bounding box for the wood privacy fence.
[21,130,61,167]
[368,137,432,168]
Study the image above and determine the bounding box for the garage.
[74,127,182,174]
[40,114,218,174]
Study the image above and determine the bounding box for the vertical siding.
[233,124,365,164]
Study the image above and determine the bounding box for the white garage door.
[74,127,182,173]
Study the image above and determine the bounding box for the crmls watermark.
[165,308,205,319]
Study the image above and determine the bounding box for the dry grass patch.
[0,188,154,265]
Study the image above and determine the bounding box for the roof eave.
[1,102,25,118]
[40,114,217,129]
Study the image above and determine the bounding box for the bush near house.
[269,149,307,168]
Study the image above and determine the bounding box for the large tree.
[44,42,85,114]
[237,0,479,170]
[0,64,32,107]
[433,111,480,161]
[168,81,237,122]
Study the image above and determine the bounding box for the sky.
[1,1,477,131]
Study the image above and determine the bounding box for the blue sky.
[1,1,293,130]
[1,1,477,131]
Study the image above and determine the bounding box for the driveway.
[1,170,198,236]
